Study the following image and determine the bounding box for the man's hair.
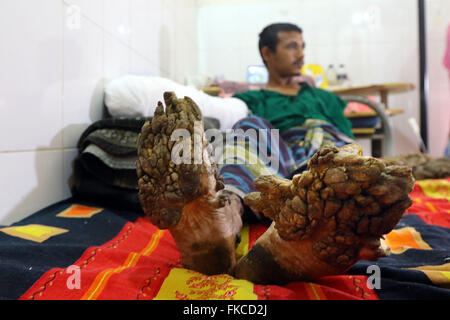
[258,23,303,65]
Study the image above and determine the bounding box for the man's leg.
[217,116,295,221]
[280,119,355,177]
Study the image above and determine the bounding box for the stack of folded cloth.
[70,116,221,213]
[70,117,149,212]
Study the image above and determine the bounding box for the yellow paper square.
[385,227,432,254]
[56,204,103,218]
[0,224,69,243]
[154,268,257,300]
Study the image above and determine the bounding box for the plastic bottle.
[337,64,350,87]
[326,64,338,86]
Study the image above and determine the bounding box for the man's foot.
[384,153,450,180]
[136,92,242,275]
[234,144,415,284]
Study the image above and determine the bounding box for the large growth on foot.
[244,144,415,272]
[136,92,224,229]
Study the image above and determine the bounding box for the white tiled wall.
[197,0,450,157]
[0,0,198,225]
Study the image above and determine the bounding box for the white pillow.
[104,75,249,130]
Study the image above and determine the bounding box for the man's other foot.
[235,144,414,284]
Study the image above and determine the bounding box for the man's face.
[264,31,305,77]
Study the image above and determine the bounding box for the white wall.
[0,0,198,226]
[197,0,439,157]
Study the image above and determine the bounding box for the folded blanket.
[71,117,150,212]
[71,158,143,212]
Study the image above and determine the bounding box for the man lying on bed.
[135,23,415,285]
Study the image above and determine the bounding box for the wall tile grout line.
[0,148,78,155]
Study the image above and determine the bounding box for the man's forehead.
[277,31,304,44]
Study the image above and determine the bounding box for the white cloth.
[104,75,249,130]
